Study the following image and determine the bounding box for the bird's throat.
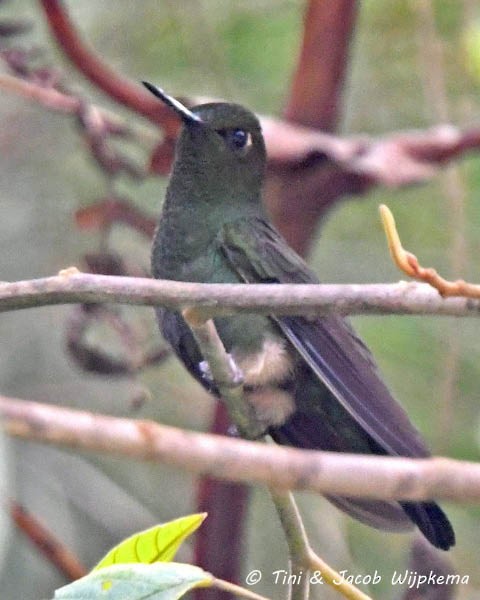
[152,171,263,282]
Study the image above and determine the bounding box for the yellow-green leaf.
[54,562,212,599]
[94,513,207,571]
[464,22,480,83]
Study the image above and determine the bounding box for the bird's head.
[143,82,266,201]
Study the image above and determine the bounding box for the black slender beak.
[142,81,203,126]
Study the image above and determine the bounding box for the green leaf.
[464,22,480,83]
[94,513,207,570]
[54,562,212,600]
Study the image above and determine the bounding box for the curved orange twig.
[379,204,479,298]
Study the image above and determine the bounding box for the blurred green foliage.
[2,1,480,599]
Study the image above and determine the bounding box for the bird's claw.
[199,359,213,383]
[227,355,244,386]
[227,424,240,437]
[199,355,244,387]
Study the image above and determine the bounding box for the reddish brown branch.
[75,198,156,238]
[195,405,249,600]
[262,119,480,254]
[38,0,178,133]
[263,119,480,186]
[10,500,87,581]
[3,75,480,194]
[402,538,456,600]
[268,0,358,254]
[284,0,358,131]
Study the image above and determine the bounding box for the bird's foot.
[198,360,211,381]
[227,424,240,437]
[199,355,244,387]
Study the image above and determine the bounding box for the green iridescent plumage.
[145,82,455,551]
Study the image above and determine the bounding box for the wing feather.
[219,217,428,458]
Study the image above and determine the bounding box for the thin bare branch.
[269,489,311,600]
[184,316,368,600]
[182,313,262,439]
[211,579,270,600]
[194,405,249,600]
[269,488,371,600]
[2,394,480,503]
[10,500,87,581]
[2,272,480,318]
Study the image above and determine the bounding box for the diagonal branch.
[182,312,262,440]
[184,310,370,600]
[2,273,480,318]
[2,394,480,503]
[10,500,87,581]
[38,0,178,131]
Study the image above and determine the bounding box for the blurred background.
[1,1,480,598]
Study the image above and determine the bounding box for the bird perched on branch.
[143,81,455,551]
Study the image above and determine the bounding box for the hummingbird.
[143,81,455,551]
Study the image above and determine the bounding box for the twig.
[380,204,480,298]
[212,578,270,600]
[2,273,480,317]
[182,312,262,439]
[194,404,249,600]
[3,394,480,502]
[307,549,372,600]
[267,438,372,600]
[181,319,282,592]
[269,489,371,600]
[182,317,368,600]
[268,489,310,600]
[10,500,87,581]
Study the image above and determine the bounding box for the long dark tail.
[401,502,455,551]
[271,414,455,551]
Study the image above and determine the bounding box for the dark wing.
[219,217,428,458]
[158,307,217,394]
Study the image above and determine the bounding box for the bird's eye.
[219,128,252,152]
[230,129,249,148]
